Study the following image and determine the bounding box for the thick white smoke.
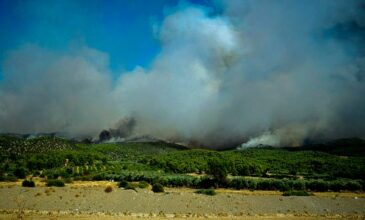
[240,132,280,148]
[0,1,364,147]
[0,45,120,137]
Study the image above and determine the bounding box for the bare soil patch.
[0,182,364,219]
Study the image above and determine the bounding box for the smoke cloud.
[0,45,119,137]
[1,1,364,147]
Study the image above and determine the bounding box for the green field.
[0,134,364,192]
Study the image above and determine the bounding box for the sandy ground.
[0,181,364,219]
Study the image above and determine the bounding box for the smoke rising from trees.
[1,0,364,147]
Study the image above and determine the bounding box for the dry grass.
[1,180,364,198]
[70,181,118,188]
[312,191,365,197]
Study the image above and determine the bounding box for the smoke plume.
[1,0,364,147]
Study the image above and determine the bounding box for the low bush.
[229,178,259,190]
[282,190,311,196]
[46,179,65,187]
[119,180,137,191]
[64,178,73,183]
[138,181,149,188]
[195,189,216,196]
[152,183,164,193]
[272,179,290,191]
[344,181,362,191]
[104,186,113,193]
[230,178,249,190]
[119,180,129,188]
[92,173,106,181]
[0,174,17,182]
[158,175,195,187]
[306,180,329,191]
[80,175,93,181]
[45,171,60,180]
[22,179,35,187]
[196,177,217,189]
[256,179,276,190]
[289,180,305,190]
[124,182,137,191]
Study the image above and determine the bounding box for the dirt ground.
[0,181,364,219]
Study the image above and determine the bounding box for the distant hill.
[0,133,188,159]
[1,132,364,157]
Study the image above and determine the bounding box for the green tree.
[206,158,228,185]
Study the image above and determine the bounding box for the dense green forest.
[0,134,364,192]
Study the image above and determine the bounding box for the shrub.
[230,178,249,190]
[290,180,305,190]
[329,180,346,192]
[345,181,362,191]
[119,180,137,191]
[282,190,312,196]
[247,179,257,190]
[119,180,129,188]
[64,178,73,183]
[46,172,59,180]
[1,174,17,182]
[229,178,259,190]
[80,175,92,181]
[46,179,65,187]
[273,179,290,191]
[92,173,106,181]
[256,179,275,190]
[104,186,113,193]
[197,177,217,189]
[124,183,137,191]
[22,179,35,187]
[152,183,164,193]
[138,181,149,188]
[195,189,216,196]
[160,175,194,187]
[14,167,27,179]
[306,180,329,191]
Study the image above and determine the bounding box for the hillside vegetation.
[0,134,364,192]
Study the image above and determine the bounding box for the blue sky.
[0,0,218,78]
